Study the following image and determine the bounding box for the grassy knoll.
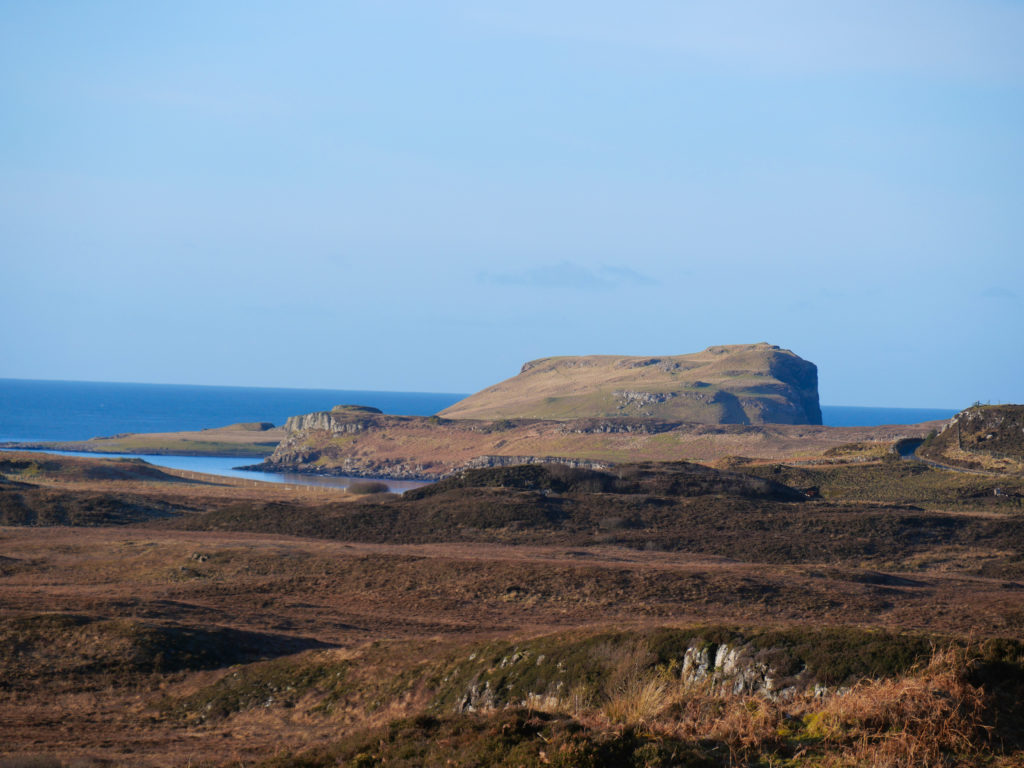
[743,457,1024,508]
[0,450,361,527]
[2,421,286,457]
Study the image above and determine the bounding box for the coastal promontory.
[252,344,943,480]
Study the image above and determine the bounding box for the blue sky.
[1,1,1021,407]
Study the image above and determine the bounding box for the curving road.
[895,438,1001,476]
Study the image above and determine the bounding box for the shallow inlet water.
[8,448,429,494]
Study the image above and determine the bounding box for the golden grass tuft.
[596,639,669,726]
[657,646,989,767]
[572,645,994,766]
[601,673,671,726]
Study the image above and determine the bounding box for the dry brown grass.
[1,446,1021,766]
[0,594,1016,768]
[798,648,987,766]
[263,412,939,479]
[562,646,994,767]
[923,444,1024,475]
[598,641,669,726]
[3,527,1024,649]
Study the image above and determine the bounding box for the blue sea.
[0,379,957,443]
[819,405,956,427]
[0,379,469,491]
[0,379,466,443]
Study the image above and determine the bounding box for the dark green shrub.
[347,481,390,495]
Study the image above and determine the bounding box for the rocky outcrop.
[249,406,430,479]
[282,405,383,433]
[451,640,801,713]
[919,404,1024,474]
[438,628,928,716]
[439,343,822,425]
[678,642,811,699]
[460,455,612,472]
[556,419,678,435]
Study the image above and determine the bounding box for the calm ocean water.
[0,379,466,443]
[0,379,957,443]
[819,405,956,427]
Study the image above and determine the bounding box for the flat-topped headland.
[254,344,938,480]
[440,343,822,424]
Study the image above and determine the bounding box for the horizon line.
[0,376,972,412]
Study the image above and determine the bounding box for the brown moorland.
[258,408,942,480]
[1,447,1023,766]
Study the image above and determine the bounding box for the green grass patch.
[742,461,1024,508]
[165,655,352,722]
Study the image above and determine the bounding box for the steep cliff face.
[439,343,822,425]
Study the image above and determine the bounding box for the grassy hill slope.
[439,343,822,425]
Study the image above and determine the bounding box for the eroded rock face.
[460,455,612,471]
[679,643,810,699]
[282,405,383,433]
